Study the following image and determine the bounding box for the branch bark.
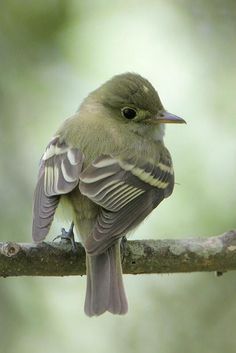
[0,230,236,277]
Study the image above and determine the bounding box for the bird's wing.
[79,150,174,255]
[32,136,84,242]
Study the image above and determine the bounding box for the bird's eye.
[121,107,137,120]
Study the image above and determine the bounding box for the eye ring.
[121,107,137,120]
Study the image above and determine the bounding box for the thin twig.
[0,230,236,277]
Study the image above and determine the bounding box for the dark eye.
[121,107,137,120]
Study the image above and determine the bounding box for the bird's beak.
[155,111,186,124]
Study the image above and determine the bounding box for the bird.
[32,72,186,316]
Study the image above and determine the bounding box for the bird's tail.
[84,241,128,316]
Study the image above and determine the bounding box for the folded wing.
[79,150,174,255]
[32,136,84,242]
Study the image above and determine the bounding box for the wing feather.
[32,136,84,242]
[79,149,174,255]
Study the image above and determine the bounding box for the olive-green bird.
[32,73,185,316]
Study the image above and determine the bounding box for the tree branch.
[0,230,236,277]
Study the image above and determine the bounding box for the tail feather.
[84,241,128,316]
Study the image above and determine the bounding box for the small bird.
[32,73,185,316]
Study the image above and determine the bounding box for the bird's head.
[91,73,186,128]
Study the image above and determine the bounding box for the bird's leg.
[120,236,127,263]
[53,222,77,252]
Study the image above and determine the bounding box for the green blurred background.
[0,1,236,352]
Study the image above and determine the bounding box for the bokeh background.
[0,1,236,352]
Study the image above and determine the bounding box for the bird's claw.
[53,222,77,253]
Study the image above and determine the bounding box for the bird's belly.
[61,188,99,244]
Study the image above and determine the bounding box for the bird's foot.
[53,222,77,253]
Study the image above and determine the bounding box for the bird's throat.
[130,122,165,142]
